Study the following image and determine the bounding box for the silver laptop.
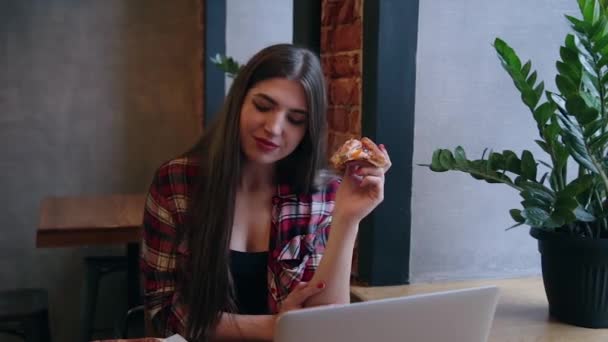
[275,286,499,342]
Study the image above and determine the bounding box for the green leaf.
[521,189,553,207]
[560,46,579,65]
[539,172,549,185]
[527,71,538,86]
[566,14,590,34]
[583,0,599,24]
[521,198,551,209]
[494,38,522,71]
[534,82,545,101]
[566,95,599,124]
[589,132,608,151]
[506,222,525,230]
[521,150,538,180]
[583,119,604,137]
[555,196,579,210]
[535,140,550,153]
[557,113,599,173]
[522,207,551,227]
[566,95,588,115]
[556,61,581,84]
[598,55,608,68]
[602,72,608,85]
[453,146,468,168]
[578,54,597,81]
[581,72,600,99]
[210,54,242,77]
[545,119,562,142]
[533,102,555,125]
[556,74,578,96]
[503,150,521,174]
[430,150,449,172]
[580,89,601,111]
[488,152,505,170]
[578,0,587,15]
[521,60,532,77]
[510,209,525,223]
[575,206,596,221]
[522,90,540,110]
[560,174,595,197]
[439,150,456,169]
[554,142,571,170]
[516,177,556,202]
[596,27,608,48]
[549,207,577,226]
[590,14,607,38]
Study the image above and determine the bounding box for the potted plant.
[210,53,241,78]
[423,0,608,328]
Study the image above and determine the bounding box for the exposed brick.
[354,0,363,20]
[321,0,363,280]
[321,0,341,26]
[322,53,361,78]
[333,21,362,52]
[337,0,357,24]
[320,27,331,52]
[322,0,360,26]
[328,106,349,133]
[329,77,360,106]
[328,106,361,134]
[349,108,361,133]
[321,22,362,53]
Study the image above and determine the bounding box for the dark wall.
[0,0,202,340]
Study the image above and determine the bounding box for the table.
[37,193,146,307]
[350,277,608,341]
[37,194,146,248]
[37,194,147,340]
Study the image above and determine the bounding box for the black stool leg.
[80,262,100,342]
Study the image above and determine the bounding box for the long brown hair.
[179,44,328,341]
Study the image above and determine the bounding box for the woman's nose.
[264,112,285,136]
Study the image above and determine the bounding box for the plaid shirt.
[141,157,340,335]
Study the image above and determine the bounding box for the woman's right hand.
[278,281,326,314]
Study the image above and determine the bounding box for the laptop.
[275,286,499,342]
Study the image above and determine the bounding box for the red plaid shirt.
[141,156,340,335]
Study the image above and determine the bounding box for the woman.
[141,44,391,341]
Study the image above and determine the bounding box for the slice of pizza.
[330,137,388,172]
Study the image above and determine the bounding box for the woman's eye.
[288,116,306,125]
[253,101,272,112]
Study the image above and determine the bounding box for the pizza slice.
[330,137,388,172]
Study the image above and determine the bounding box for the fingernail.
[317,282,326,289]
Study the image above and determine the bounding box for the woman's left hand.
[333,144,391,225]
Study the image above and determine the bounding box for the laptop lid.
[275,285,499,342]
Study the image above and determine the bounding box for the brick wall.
[321,0,363,280]
[321,0,363,155]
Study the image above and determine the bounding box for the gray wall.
[225,0,293,91]
[411,0,579,282]
[0,1,201,340]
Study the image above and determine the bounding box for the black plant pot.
[531,227,608,328]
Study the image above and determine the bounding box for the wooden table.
[37,193,146,305]
[350,277,608,341]
[37,194,147,341]
[37,194,146,247]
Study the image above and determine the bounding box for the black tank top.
[229,250,270,315]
